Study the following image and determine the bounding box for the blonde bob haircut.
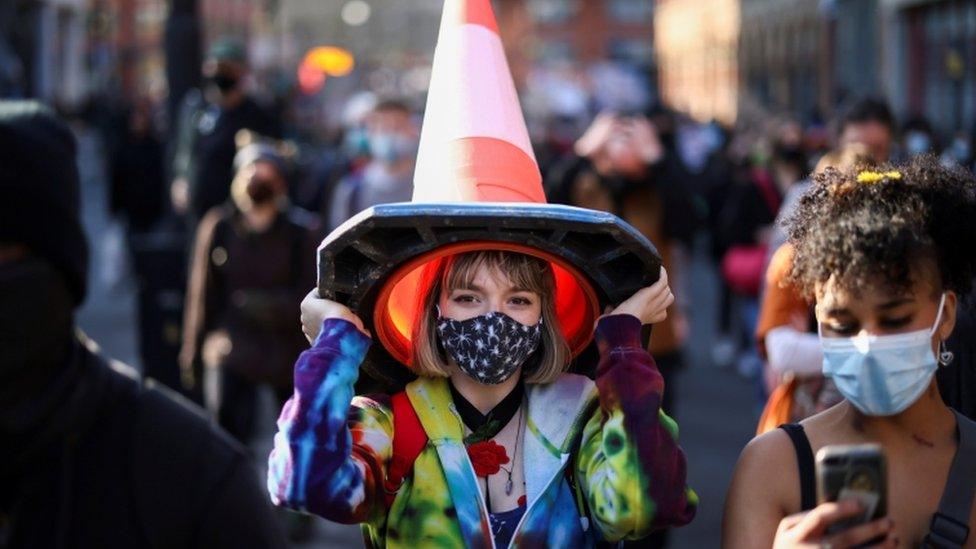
[410,250,571,384]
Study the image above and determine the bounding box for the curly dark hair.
[787,155,976,299]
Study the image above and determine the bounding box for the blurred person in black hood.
[170,38,280,234]
[0,101,286,548]
[110,97,166,237]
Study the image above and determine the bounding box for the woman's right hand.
[607,267,674,325]
[772,500,897,548]
[300,289,370,343]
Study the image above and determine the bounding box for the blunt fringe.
[410,250,571,384]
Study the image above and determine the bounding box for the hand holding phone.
[772,500,897,549]
[815,444,891,546]
[816,444,887,527]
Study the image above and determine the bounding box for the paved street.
[74,128,758,548]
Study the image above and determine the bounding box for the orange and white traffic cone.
[318,0,661,379]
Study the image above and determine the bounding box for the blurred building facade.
[1,0,91,108]
[496,0,655,84]
[737,0,823,121]
[655,0,976,137]
[5,0,973,139]
[654,0,740,125]
[1,0,168,109]
[881,0,976,134]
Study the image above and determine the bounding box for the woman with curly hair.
[723,156,976,548]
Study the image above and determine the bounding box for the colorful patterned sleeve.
[576,314,698,541]
[267,318,393,525]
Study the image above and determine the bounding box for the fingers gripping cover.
[317,203,661,390]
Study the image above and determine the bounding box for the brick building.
[495,0,655,85]
[654,0,739,124]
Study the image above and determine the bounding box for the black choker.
[449,380,524,445]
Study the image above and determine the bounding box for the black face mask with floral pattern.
[436,311,542,385]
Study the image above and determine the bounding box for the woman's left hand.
[607,267,674,325]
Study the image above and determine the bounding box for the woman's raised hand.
[300,289,370,343]
[772,500,897,549]
[608,267,674,325]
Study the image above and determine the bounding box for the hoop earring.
[939,340,955,366]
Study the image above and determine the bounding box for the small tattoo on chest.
[912,434,935,448]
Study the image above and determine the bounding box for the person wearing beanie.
[180,138,321,447]
[0,100,287,548]
[170,36,281,234]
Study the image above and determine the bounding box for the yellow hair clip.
[856,170,902,184]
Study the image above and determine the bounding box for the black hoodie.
[0,335,287,548]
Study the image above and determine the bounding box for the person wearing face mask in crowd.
[0,101,286,547]
[170,38,281,236]
[724,158,976,548]
[180,140,321,446]
[281,256,696,547]
[941,130,974,171]
[269,3,697,546]
[901,117,937,159]
[327,99,419,231]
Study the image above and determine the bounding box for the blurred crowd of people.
[101,34,976,526]
[6,29,976,547]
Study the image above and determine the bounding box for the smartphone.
[815,444,887,536]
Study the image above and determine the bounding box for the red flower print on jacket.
[466,440,509,477]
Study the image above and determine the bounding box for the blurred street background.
[5,0,976,546]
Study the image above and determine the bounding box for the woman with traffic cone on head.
[267,1,697,546]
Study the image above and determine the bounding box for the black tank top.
[778,423,817,511]
[780,414,976,548]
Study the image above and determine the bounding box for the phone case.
[815,444,888,535]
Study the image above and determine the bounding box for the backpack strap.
[779,423,817,512]
[384,392,428,507]
[924,410,976,548]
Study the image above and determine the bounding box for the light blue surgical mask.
[368,132,417,165]
[820,293,946,416]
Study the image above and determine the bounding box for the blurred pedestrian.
[755,145,874,435]
[547,111,697,420]
[327,98,418,230]
[109,98,190,392]
[291,92,377,216]
[170,38,281,234]
[713,132,782,381]
[180,139,320,446]
[0,100,286,548]
[110,97,166,242]
[837,96,895,164]
[940,129,974,170]
[900,117,937,159]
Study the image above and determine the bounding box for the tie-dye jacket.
[268,314,697,548]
